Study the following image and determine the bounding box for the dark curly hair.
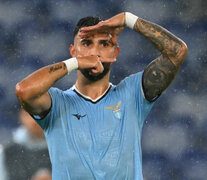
[73,16,103,38]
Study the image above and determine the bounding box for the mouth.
[89,62,107,75]
[80,62,110,81]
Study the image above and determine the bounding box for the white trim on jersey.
[140,82,146,100]
[72,83,112,103]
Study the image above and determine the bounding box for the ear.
[114,46,119,58]
[70,44,76,57]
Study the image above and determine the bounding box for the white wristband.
[63,57,78,74]
[125,12,139,29]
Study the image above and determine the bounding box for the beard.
[80,63,111,82]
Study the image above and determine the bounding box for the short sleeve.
[33,87,63,131]
[121,71,155,127]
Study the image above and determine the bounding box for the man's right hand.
[77,55,116,75]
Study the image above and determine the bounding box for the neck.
[75,71,110,100]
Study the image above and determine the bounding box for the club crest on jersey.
[104,100,122,120]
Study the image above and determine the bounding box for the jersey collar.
[72,83,112,103]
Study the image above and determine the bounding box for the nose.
[89,44,100,57]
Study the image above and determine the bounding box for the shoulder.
[48,86,78,111]
[113,71,144,100]
[117,71,143,89]
[48,87,63,96]
[49,87,75,99]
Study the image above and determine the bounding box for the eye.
[83,41,90,47]
[101,41,109,47]
[81,40,91,47]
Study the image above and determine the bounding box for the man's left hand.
[79,13,125,46]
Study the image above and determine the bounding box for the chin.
[80,63,111,82]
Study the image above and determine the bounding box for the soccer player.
[15,12,187,179]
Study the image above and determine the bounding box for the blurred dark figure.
[0,109,51,180]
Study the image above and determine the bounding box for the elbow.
[182,42,188,56]
[15,82,28,102]
[179,41,188,61]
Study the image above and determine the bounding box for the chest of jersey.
[67,97,126,152]
[57,90,138,170]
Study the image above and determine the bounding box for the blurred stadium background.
[0,0,206,179]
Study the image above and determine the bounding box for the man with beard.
[15,12,187,179]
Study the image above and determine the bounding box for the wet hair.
[73,16,103,38]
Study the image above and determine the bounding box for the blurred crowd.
[0,0,206,179]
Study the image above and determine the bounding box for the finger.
[80,21,107,32]
[80,24,101,32]
[108,34,118,46]
[79,32,90,38]
[91,68,103,74]
[97,61,104,73]
[91,59,104,73]
[111,37,117,46]
[100,57,116,63]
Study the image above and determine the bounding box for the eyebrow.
[99,39,113,46]
[80,39,92,43]
[99,40,109,43]
[79,39,113,46]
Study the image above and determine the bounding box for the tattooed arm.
[15,55,112,116]
[15,62,68,116]
[134,18,188,102]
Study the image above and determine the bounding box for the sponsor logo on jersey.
[72,114,86,120]
[104,100,122,120]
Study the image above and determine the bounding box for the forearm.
[133,18,187,66]
[15,62,67,102]
[124,14,188,102]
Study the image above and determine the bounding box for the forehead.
[74,31,111,43]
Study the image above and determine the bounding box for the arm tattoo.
[133,18,187,101]
[134,18,187,67]
[49,64,66,73]
[142,55,177,102]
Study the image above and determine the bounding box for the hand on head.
[79,13,125,47]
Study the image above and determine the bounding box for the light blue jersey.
[35,71,155,180]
